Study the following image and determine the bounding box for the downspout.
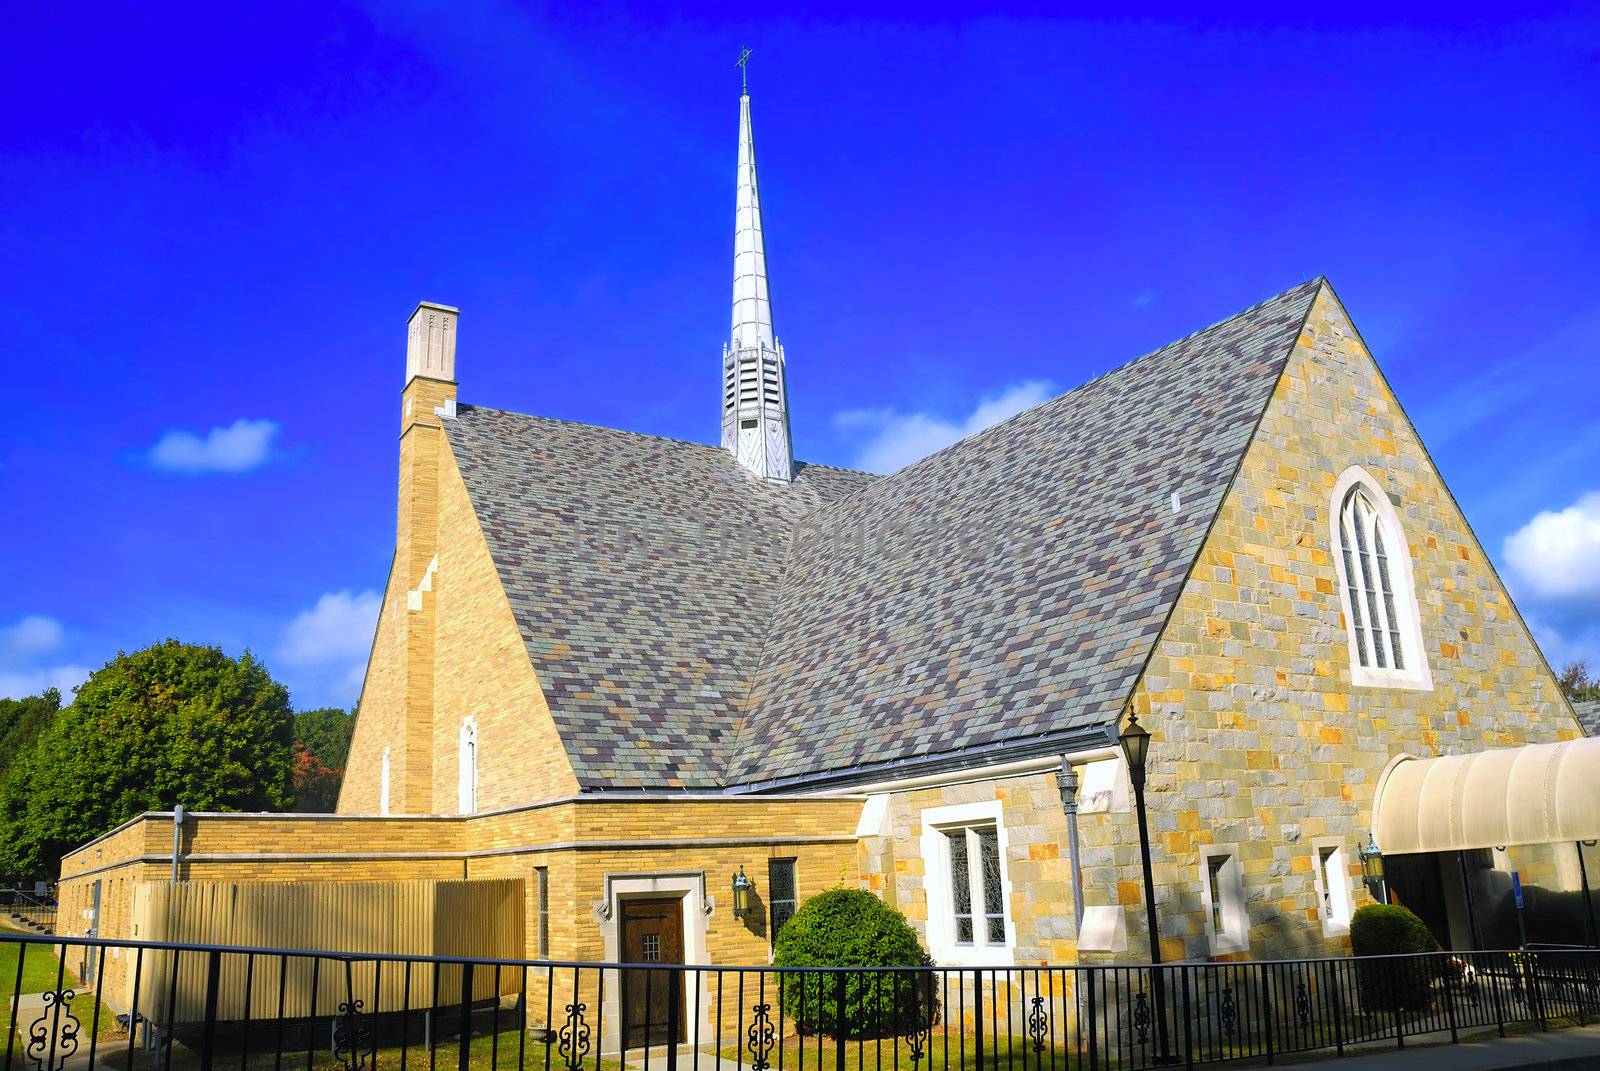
[1057,758,1085,932]
[171,805,186,884]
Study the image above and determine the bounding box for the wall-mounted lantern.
[731,867,754,918]
[1358,832,1386,903]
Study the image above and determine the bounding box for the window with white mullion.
[944,825,1005,947]
[1372,526,1405,671]
[1350,498,1391,669]
[1339,509,1372,667]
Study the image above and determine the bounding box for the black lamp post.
[1120,712,1173,1063]
[731,867,754,918]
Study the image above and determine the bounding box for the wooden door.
[620,897,684,1050]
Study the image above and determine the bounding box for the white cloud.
[0,614,85,700]
[278,590,381,709]
[1504,491,1600,601]
[146,418,279,474]
[0,665,90,702]
[837,380,1056,474]
[279,590,382,667]
[0,615,65,661]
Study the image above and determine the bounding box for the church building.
[58,72,1591,994]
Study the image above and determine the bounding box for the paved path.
[1280,1023,1600,1069]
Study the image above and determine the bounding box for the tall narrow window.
[458,718,478,814]
[1206,855,1227,934]
[1313,840,1354,936]
[767,858,797,946]
[379,748,391,816]
[1331,469,1432,690]
[534,866,550,957]
[1200,846,1248,954]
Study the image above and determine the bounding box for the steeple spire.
[722,49,793,482]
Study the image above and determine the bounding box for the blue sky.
[2,5,1597,710]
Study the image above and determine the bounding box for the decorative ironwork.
[557,1001,591,1071]
[25,990,80,1071]
[747,1001,775,1071]
[1133,990,1150,1046]
[1219,986,1238,1038]
[1295,980,1311,1027]
[1027,994,1049,1053]
[332,999,374,1071]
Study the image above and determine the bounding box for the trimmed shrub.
[1350,903,1438,1014]
[773,888,935,1038]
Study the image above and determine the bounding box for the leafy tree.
[0,689,60,787]
[289,743,343,813]
[0,640,295,878]
[292,707,355,770]
[1559,661,1600,703]
[288,707,354,812]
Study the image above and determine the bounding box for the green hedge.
[773,888,935,1038]
[1350,903,1438,1015]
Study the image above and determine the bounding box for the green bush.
[773,888,935,1038]
[1350,903,1438,1015]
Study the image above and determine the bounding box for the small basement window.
[1313,839,1354,936]
[1200,846,1248,954]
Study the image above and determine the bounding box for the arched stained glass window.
[1332,471,1431,690]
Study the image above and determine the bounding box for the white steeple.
[722,50,793,483]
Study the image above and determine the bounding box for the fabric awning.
[1374,737,1600,855]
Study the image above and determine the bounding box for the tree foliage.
[774,888,934,1038]
[0,689,60,788]
[293,708,355,770]
[1559,661,1600,703]
[0,640,295,877]
[289,707,355,811]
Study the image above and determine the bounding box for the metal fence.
[0,892,55,935]
[4,933,1600,1071]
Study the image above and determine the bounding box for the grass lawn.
[85,1026,629,1071]
[0,937,77,998]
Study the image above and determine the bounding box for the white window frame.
[1312,837,1354,937]
[919,800,1015,966]
[379,747,391,816]
[1199,844,1249,954]
[1329,466,1433,692]
[458,717,479,815]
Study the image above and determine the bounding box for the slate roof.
[446,411,875,788]
[1575,699,1600,737]
[446,279,1323,790]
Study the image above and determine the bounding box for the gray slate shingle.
[446,279,1323,789]
[1574,699,1600,737]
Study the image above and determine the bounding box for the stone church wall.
[1080,284,1582,961]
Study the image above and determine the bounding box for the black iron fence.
[0,893,55,935]
[4,933,1600,1071]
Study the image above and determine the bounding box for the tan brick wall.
[431,442,579,812]
[1074,284,1583,961]
[58,797,864,968]
[342,374,459,815]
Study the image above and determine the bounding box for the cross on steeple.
[736,47,752,94]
